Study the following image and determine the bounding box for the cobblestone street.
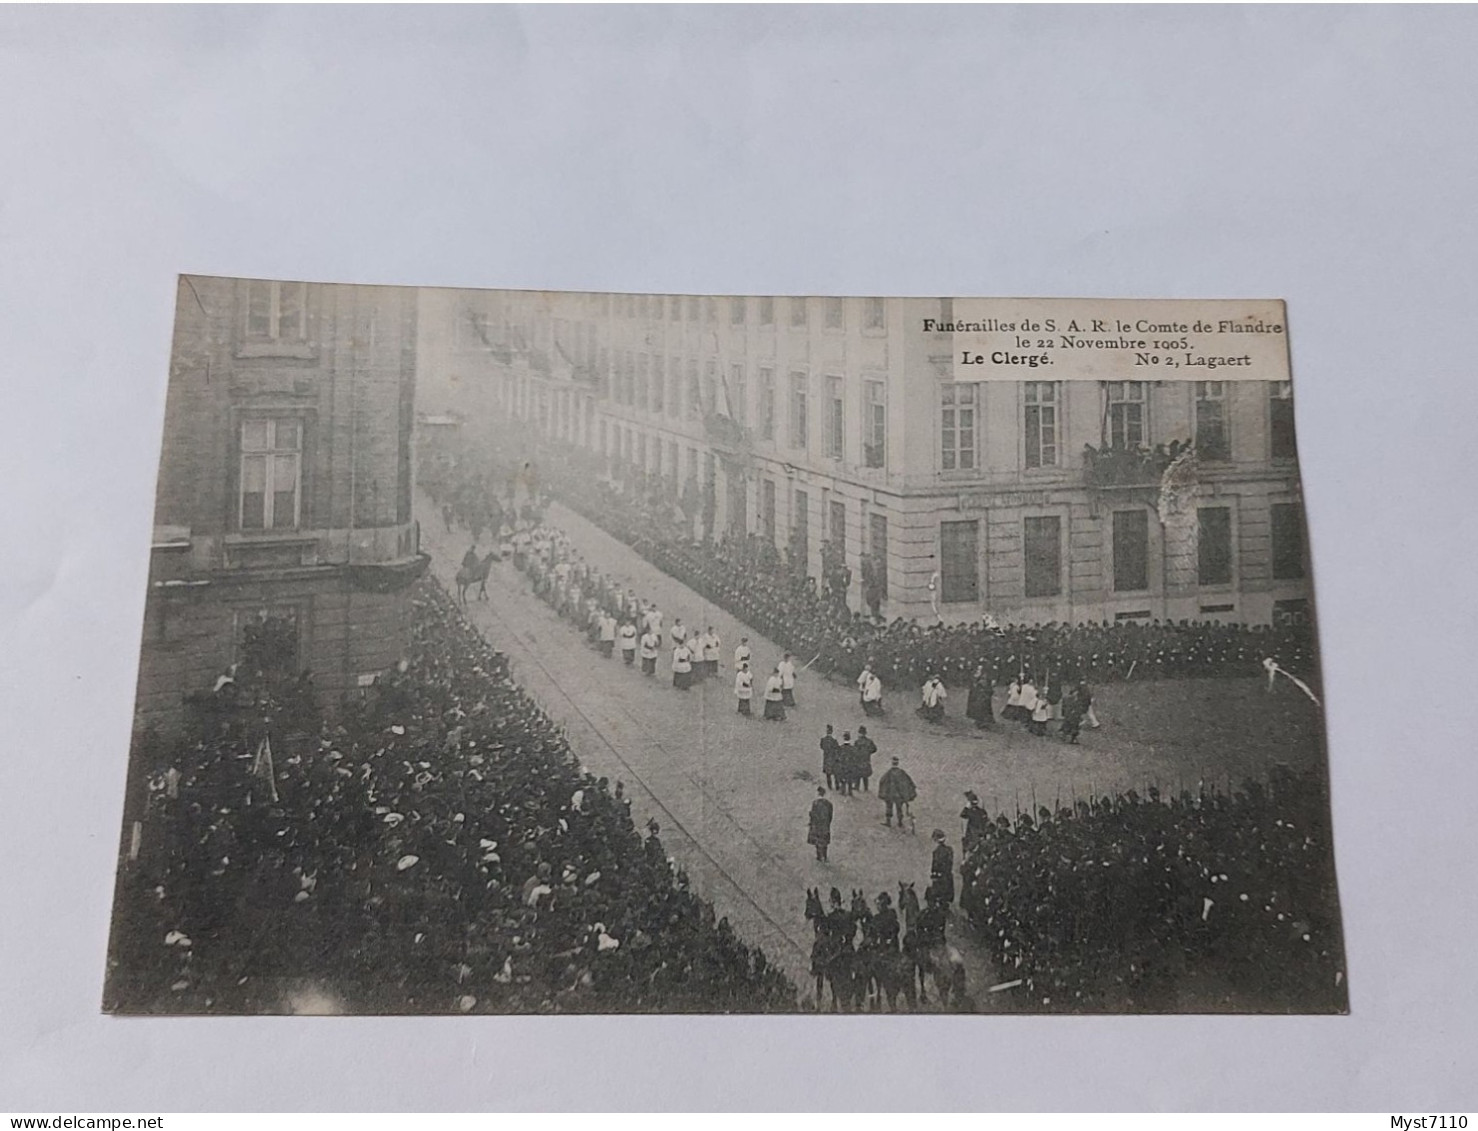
[422,496,1326,1008]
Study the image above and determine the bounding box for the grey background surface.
[0,4,1473,1112]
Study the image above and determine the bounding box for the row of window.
[941,380,1297,470]
[935,504,1306,605]
[598,424,887,570]
[595,412,1303,599]
[604,293,888,331]
[583,412,1308,611]
[241,279,389,353]
[602,424,706,484]
[453,297,891,364]
[608,354,715,423]
[607,370,1295,472]
[609,357,891,467]
[746,485,892,590]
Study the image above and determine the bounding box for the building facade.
[133,277,426,733]
[417,289,1311,627]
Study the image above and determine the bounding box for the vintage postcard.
[105,280,1344,1014]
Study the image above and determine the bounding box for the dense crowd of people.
[956,766,1346,1012]
[403,426,1343,1015]
[420,429,1318,707]
[107,578,798,1014]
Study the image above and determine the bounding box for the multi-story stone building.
[417,289,1311,627]
[133,277,426,733]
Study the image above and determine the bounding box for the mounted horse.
[899,881,969,1010]
[455,550,496,605]
[804,887,862,1012]
[850,890,914,1012]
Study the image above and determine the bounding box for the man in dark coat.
[872,891,900,952]
[807,786,834,862]
[930,828,956,905]
[819,725,840,791]
[854,726,877,792]
[643,818,667,871]
[837,732,857,796]
[916,889,949,948]
[960,790,990,850]
[965,664,995,729]
[877,756,917,829]
[1060,683,1085,743]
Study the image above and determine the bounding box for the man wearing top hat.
[807,786,834,862]
[853,726,877,792]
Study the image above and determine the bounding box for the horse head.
[898,880,919,921]
[804,887,823,922]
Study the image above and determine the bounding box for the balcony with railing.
[1082,440,1194,488]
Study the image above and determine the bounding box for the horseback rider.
[824,888,854,970]
[916,888,949,949]
[871,891,900,952]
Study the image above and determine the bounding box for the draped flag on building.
[1158,448,1201,589]
[1157,448,1200,527]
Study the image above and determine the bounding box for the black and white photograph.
[11,1,1478,1113]
[103,282,1344,1015]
